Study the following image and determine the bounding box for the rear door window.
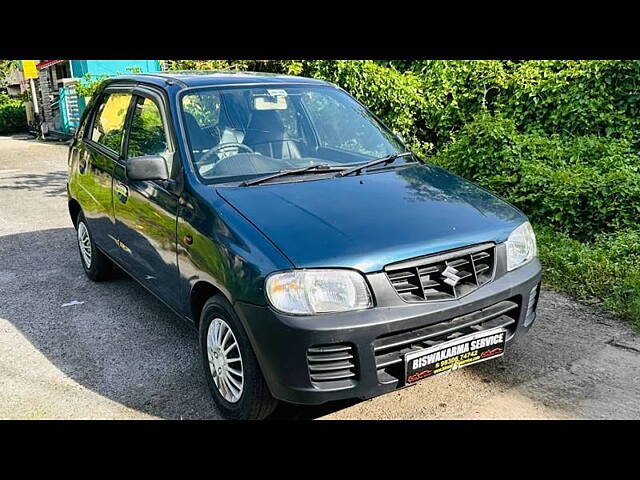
[91,92,132,153]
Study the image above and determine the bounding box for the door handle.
[115,182,129,203]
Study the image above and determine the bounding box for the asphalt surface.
[0,135,638,420]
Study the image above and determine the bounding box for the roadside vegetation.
[0,61,27,135]
[0,93,27,135]
[165,60,640,327]
[537,227,640,323]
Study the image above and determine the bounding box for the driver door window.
[127,96,172,174]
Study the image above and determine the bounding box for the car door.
[76,87,134,258]
[112,87,180,308]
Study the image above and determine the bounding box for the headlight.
[266,269,373,315]
[506,221,537,271]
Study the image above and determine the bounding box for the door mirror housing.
[126,155,169,181]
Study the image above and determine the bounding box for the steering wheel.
[198,143,254,166]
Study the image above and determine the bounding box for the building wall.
[37,68,53,133]
[5,69,28,97]
[70,60,161,78]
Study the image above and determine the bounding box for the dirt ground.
[0,135,638,420]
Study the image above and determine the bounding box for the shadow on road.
[0,170,68,197]
[0,227,363,420]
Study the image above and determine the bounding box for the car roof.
[106,70,333,89]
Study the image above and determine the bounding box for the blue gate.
[59,85,85,135]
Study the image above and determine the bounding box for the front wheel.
[199,295,278,420]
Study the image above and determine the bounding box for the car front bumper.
[234,258,542,405]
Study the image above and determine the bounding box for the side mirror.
[126,155,169,181]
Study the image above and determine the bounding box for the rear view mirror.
[252,93,288,111]
[126,155,169,181]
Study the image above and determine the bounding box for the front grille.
[307,344,357,388]
[373,299,519,384]
[386,244,496,302]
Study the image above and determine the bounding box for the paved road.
[0,135,638,420]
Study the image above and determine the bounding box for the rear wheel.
[76,211,112,281]
[199,295,278,420]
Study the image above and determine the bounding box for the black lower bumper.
[234,259,541,405]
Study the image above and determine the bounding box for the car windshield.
[180,84,408,183]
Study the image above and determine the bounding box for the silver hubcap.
[207,318,244,403]
[77,222,92,268]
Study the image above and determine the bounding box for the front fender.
[176,183,293,317]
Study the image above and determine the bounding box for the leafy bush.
[538,226,640,327]
[75,74,110,99]
[372,60,640,150]
[0,93,28,134]
[432,113,640,241]
[401,60,511,148]
[502,61,640,141]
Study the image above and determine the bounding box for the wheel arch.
[190,280,225,330]
[68,198,82,228]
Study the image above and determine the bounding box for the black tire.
[76,211,112,282]
[199,295,278,420]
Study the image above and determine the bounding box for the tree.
[0,60,19,89]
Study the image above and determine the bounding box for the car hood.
[216,163,527,273]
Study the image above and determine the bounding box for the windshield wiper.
[335,152,415,178]
[240,164,344,187]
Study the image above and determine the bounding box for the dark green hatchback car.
[67,71,541,419]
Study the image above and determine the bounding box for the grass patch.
[536,225,640,328]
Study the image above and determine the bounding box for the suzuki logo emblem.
[442,265,462,287]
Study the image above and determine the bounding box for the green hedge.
[501,61,640,141]
[0,93,27,134]
[381,60,640,148]
[431,113,640,241]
